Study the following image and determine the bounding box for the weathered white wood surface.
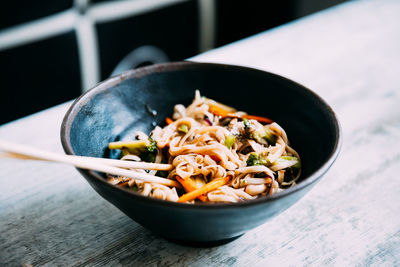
[1,0,400,265]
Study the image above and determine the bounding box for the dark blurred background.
[0,0,347,124]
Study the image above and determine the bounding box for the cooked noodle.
[107,90,301,203]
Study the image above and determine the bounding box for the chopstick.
[0,140,180,188]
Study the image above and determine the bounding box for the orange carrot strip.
[241,114,273,124]
[165,117,174,125]
[197,195,208,202]
[176,176,208,202]
[208,106,233,117]
[178,176,231,203]
[176,176,198,192]
[209,106,273,124]
[205,98,236,113]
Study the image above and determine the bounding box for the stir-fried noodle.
[107,91,301,203]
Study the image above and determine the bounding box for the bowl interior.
[66,62,338,185]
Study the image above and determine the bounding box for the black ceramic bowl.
[61,62,341,245]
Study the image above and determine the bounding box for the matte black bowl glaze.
[61,62,341,244]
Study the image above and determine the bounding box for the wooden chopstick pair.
[0,140,180,188]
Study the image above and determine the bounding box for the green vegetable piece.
[178,124,189,134]
[280,156,301,168]
[109,137,157,155]
[243,120,270,145]
[224,135,236,148]
[246,153,261,166]
[250,131,263,143]
[263,130,277,145]
[246,152,270,166]
[243,118,251,131]
[108,140,149,155]
[147,136,157,152]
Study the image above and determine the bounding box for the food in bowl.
[107,90,301,203]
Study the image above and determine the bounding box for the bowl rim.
[61,61,342,209]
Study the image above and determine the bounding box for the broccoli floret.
[246,152,270,166]
[246,153,259,166]
[140,136,158,162]
[147,136,157,152]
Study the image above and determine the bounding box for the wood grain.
[1,0,400,265]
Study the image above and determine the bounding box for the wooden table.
[2,0,400,265]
